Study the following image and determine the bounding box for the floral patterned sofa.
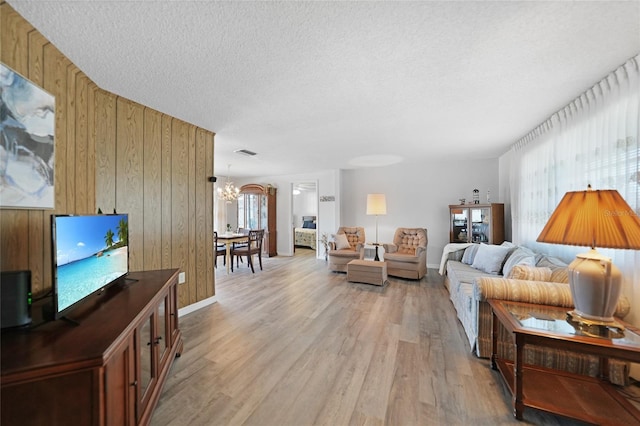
[442,242,631,386]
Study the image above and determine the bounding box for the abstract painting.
[1,63,55,209]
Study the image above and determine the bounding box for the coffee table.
[347,259,387,286]
[489,299,640,424]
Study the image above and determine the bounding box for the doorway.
[291,180,319,257]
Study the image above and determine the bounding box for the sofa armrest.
[474,277,573,307]
[328,242,336,251]
[383,243,398,254]
[474,277,630,318]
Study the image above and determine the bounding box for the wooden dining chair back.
[232,229,265,273]
[214,231,226,268]
[233,227,251,267]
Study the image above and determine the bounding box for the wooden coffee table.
[489,299,640,424]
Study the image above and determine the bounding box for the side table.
[366,242,383,261]
[489,299,640,424]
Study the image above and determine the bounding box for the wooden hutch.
[238,184,277,256]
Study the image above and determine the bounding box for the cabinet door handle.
[154,336,163,345]
[131,380,137,387]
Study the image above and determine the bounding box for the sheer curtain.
[509,54,640,323]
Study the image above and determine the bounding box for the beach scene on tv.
[55,215,128,312]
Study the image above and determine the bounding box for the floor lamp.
[536,185,640,326]
[366,193,387,261]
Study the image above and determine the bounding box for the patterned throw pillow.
[507,265,553,281]
[550,267,569,284]
[536,256,570,283]
[461,244,480,265]
[502,247,536,277]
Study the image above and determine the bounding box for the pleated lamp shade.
[536,185,640,249]
[537,185,640,324]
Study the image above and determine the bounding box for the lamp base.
[566,310,624,330]
[568,249,622,324]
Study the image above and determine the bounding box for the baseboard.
[178,295,217,317]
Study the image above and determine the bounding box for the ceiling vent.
[234,149,257,157]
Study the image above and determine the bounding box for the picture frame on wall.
[0,62,55,209]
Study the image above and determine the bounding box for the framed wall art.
[1,62,55,209]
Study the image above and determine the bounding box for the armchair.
[328,226,365,272]
[383,228,428,279]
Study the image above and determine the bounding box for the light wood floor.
[151,249,620,425]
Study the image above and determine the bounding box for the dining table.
[216,233,249,274]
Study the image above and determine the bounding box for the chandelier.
[217,164,240,203]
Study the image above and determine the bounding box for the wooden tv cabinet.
[1,269,183,426]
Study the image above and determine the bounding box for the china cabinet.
[238,184,277,256]
[449,203,504,244]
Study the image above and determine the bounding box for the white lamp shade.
[366,194,387,215]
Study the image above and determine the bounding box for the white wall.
[292,187,317,226]
[341,158,500,267]
[231,158,499,266]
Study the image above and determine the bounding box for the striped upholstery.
[475,277,630,386]
[445,256,632,386]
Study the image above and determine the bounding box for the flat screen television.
[51,213,129,319]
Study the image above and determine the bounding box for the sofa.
[442,242,631,386]
[382,227,428,279]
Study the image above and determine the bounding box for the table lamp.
[536,185,640,325]
[366,193,387,261]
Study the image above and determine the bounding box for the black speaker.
[1,270,32,329]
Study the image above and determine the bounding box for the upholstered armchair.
[328,226,365,272]
[383,228,428,279]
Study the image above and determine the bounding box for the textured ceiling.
[7,1,640,177]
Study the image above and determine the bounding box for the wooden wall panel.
[116,98,144,271]
[94,88,117,212]
[74,73,89,213]
[188,125,197,305]
[195,129,210,300]
[86,82,97,212]
[0,2,32,72]
[1,3,216,309]
[206,131,215,298]
[143,108,162,270]
[171,119,190,307]
[65,65,79,213]
[44,43,69,215]
[160,115,173,269]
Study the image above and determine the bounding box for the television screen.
[51,214,129,319]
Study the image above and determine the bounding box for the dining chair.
[234,227,251,268]
[213,231,226,269]
[231,229,265,273]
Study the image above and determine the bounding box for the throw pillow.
[536,256,570,283]
[461,244,480,265]
[507,265,553,281]
[550,267,569,284]
[334,233,351,250]
[471,244,512,275]
[502,247,536,277]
